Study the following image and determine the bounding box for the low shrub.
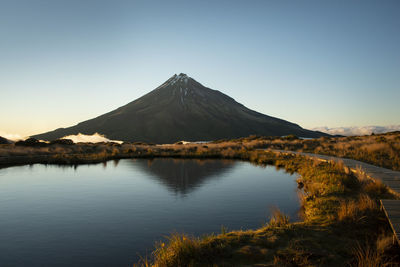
[15,138,48,147]
[50,139,74,145]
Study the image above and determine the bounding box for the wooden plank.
[383,209,400,213]
[381,200,400,245]
[383,210,400,214]
[382,200,400,204]
[387,219,400,224]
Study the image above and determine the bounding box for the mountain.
[33,73,327,143]
[0,136,12,144]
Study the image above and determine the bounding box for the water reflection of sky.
[0,159,300,267]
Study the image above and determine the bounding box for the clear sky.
[1,0,399,138]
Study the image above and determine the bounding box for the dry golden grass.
[352,234,395,267]
[376,235,394,255]
[152,234,200,267]
[363,179,389,198]
[1,131,399,171]
[353,242,385,267]
[337,194,377,222]
[267,207,290,228]
[228,131,400,171]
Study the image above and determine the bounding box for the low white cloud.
[0,130,24,141]
[312,125,400,136]
[61,133,123,144]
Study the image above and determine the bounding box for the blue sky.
[1,0,399,138]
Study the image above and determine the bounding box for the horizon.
[2,72,400,141]
[1,1,399,138]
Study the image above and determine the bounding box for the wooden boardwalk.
[271,150,400,243]
[381,199,400,243]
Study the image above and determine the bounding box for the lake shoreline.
[1,133,400,265]
[1,131,399,171]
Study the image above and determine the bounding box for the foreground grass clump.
[135,153,399,266]
[268,208,290,228]
[352,235,396,267]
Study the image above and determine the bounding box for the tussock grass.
[267,207,290,228]
[1,131,399,171]
[353,242,385,267]
[135,152,399,266]
[247,131,400,171]
[152,234,201,267]
[337,194,378,223]
[363,179,390,198]
[352,234,396,267]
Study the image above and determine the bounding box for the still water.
[0,159,300,266]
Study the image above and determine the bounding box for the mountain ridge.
[32,73,327,143]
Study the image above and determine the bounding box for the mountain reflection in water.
[129,158,236,195]
[0,159,300,267]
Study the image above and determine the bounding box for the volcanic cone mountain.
[33,73,326,143]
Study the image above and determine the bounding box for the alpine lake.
[0,158,301,266]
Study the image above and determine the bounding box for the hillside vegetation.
[1,132,399,171]
[235,131,400,171]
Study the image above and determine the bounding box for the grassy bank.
[136,153,399,266]
[230,131,400,171]
[1,132,399,171]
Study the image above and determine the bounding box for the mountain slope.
[33,73,327,143]
[0,136,12,144]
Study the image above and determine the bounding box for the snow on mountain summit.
[169,73,189,85]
